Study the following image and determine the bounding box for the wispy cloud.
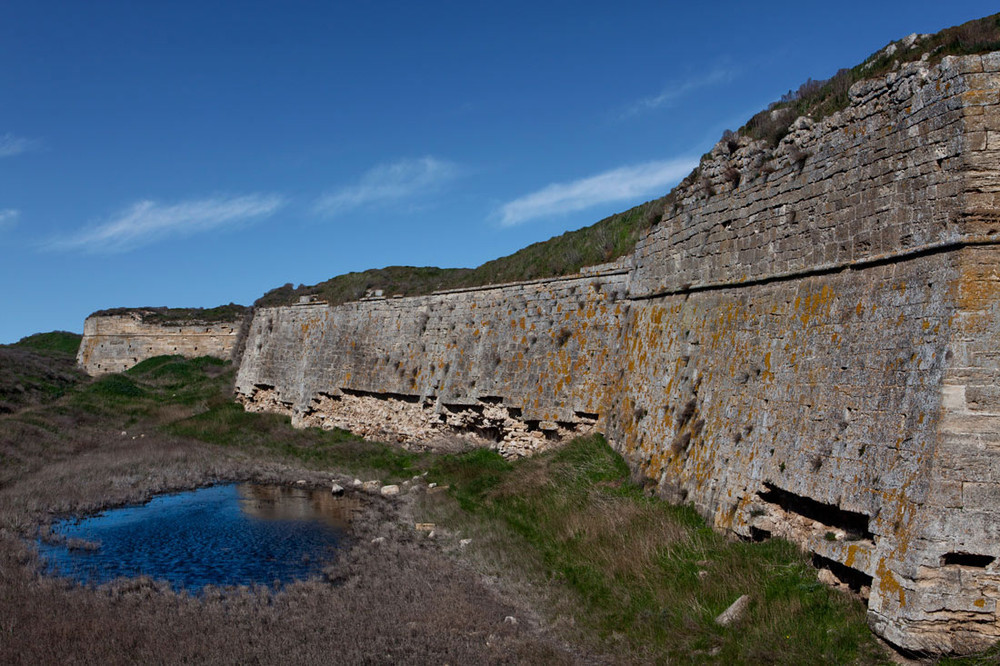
[314,156,459,217]
[48,194,285,253]
[0,133,39,158]
[621,67,737,119]
[496,158,697,227]
[0,209,19,229]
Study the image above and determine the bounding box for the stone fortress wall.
[81,52,1000,653]
[610,53,1000,652]
[235,270,631,458]
[77,312,241,375]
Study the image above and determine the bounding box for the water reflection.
[37,483,357,592]
[237,484,360,528]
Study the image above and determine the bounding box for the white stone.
[715,595,751,627]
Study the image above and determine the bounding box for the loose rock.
[715,594,751,627]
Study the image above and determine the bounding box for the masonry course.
[81,52,1000,654]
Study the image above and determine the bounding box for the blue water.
[37,483,355,592]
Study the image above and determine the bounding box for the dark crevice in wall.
[341,387,421,403]
[941,552,996,568]
[812,553,873,593]
[758,482,874,540]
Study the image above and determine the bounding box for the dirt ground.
[0,424,589,665]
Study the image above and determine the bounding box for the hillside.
[0,332,84,413]
[255,197,665,307]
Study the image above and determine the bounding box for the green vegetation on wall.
[88,303,249,325]
[255,197,666,307]
[741,13,1000,147]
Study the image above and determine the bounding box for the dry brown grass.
[0,359,583,664]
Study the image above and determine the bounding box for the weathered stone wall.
[77,313,241,375]
[631,55,1000,296]
[602,53,1000,654]
[228,53,1000,653]
[235,271,630,457]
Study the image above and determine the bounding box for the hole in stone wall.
[941,552,996,568]
[341,388,420,403]
[473,426,503,441]
[812,553,873,594]
[758,483,873,541]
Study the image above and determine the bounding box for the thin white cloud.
[48,194,285,253]
[314,156,459,217]
[497,158,697,227]
[0,133,39,158]
[622,67,737,119]
[0,209,19,229]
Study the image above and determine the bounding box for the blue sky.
[1,1,996,343]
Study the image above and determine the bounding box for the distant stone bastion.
[77,307,247,375]
[79,51,1000,655]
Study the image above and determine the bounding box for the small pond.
[37,483,359,592]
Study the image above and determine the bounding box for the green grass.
[0,333,84,413]
[88,303,248,325]
[428,435,888,663]
[58,354,421,480]
[254,197,666,307]
[741,13,1000,147]
[68,355,226,419]
[940,642,1000,665]
[12,331,82,357]
[166,401,420,480]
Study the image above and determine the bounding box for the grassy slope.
[255,197,666,307]
[741,13,1000,147]
[426,438,886,663]
[0,332,84,414]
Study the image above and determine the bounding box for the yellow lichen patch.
[762,352,774,382]
[877,558,906,608]
[962,89,998,105]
